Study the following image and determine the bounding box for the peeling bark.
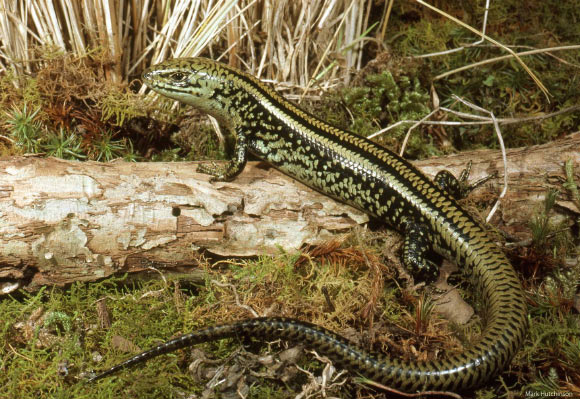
[0,132,578,292]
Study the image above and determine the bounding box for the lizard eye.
[170,72,187,82]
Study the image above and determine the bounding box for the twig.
[472,0,490,45]
[449,95,507,222]
[367,104,580,140]
[0,135,15,143]
[433,45,580,82]
[8,343,34,363]
[399,108,439,157]
[211,279,260,317]
[413,0,490,57]
[139,266,169,299]
[360,377,463,399]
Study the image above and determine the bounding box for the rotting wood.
[0,132,578,292]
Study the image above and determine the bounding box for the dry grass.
[0,0,381,89]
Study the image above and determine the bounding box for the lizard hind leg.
[434,160,496,200]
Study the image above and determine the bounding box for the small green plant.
[530,189,559,250]
[91,130,128,161]
[122,140,139,162]
[524,367,562,394]
[4,104,43,152]
[415,292,435,335]
[44,128,86,160]
[563,159,580,211]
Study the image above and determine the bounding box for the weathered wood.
[0,132,578,293]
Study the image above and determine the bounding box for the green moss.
[0,238,417,398]
[383,0,580,151]
[99,89,147,127]
[396,20,457,55]
[321,68,433,159]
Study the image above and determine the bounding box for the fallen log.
[0,132,578,292]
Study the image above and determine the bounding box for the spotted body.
[90,58,527,392]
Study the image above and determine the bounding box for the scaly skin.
[90,58,527,392]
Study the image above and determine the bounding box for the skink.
[90,58,527,392]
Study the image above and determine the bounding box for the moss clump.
[0,48,156,161]
[316,64,434,159]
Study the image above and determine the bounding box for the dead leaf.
[433,261,474,324]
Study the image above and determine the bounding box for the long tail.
[89,306,525,392]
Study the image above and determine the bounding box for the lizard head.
[142,57,254,124]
